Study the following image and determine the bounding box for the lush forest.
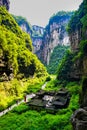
[47,45,69,74]
[12,15,33,34]
[0,0,87,130]
[0,79,80,130]
[0,7,48,110]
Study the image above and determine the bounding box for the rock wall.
[15,18,44,53]
[0,0,10,10]
[70,30,87,130]
[68,0,87,129]
[32,25,44,53]
[32,25,44,36]
[68,32,87,80]
[40,16,71,65]
[69,28,82,52]
[32,37,43,53]
[20,23,32,36]
[13,12,73,64]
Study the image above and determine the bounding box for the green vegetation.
[66,0,87,76]
[0,1,86,129]
[50,11,74,24]
[0,80,80,130]
[12,15,33,34]
[0,7,48,110]
[73,40,87,61]
[79,76,87,107]
[0,7,47,77]
[47,45,69,74]
[80,40,87,56]
[0,77,46,111]
[68,0,87,38]
[45,11,74,33]
[57,50,75,81]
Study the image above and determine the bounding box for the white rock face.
[41,21,70,65]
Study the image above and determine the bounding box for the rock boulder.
[71,108,87,130]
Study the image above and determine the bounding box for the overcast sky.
[9,0,83,27]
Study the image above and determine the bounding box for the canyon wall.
[13,15,44,54]
[13,12,73,65]
[39,12,73,65]
[67,0,87,129]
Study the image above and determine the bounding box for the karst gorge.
[0,0,87,130]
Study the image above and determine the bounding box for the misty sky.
[9,0,83,27]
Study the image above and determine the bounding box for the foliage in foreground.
[0,7,48,111]
[0,77,46,112]
[0,81,80,130]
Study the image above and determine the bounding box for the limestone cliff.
[13,12,73,65]
[13,15,33,36]
[32,25,44,36]
[40,12,73,65]
[13,15,44,53]
[0,0,10,10]
[66,0,87,129]
[32,25,44,53]
[67,0,87,80]
[69,29,82,52]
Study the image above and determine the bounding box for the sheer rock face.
[68,56,87,81]
[19,23,44,54]
[0,0,10,10]
[68,28,87,80]
[40,20,70,65]
[69,28,82,53]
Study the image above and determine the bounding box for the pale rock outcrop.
[40,19,71,65]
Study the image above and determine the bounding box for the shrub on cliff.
[57,50,74,81]
[80,40,87,56]
[47,45,69,74]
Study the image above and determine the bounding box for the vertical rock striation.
[39,12,73,65]
[67,0,87,129]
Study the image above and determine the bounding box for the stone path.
[0,82,47,117]
[0,93,35,117]
[41,82,47,90]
